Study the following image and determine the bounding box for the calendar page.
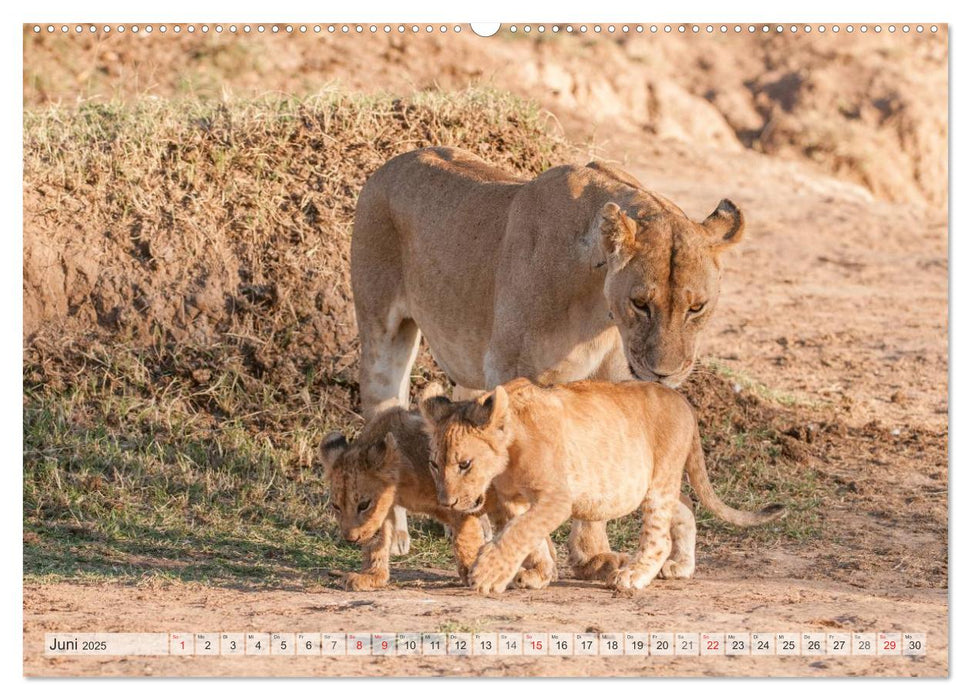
[21,14,948,679]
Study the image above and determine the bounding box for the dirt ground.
[24,576,944,677]
[22,27,948,677]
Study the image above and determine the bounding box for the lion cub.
[320,407,557,591]
[421,378,783,594]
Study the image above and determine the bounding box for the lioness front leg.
[470,495,570,594]
[343,517,394,591]
[608,490,677,591]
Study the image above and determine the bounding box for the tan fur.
[352,146,745,564]
[320,407,556,591]
[421,379,783,594]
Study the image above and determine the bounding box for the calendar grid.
[44,632,926,657]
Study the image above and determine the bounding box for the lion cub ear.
[701,199,745,252]
[472,385,509,432]
[600,202,638,258]
[319,432,348,479]
[420,393,455,425]
[366,433,400,481]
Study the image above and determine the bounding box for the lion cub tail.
[684,431,785,527]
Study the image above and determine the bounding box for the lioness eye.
[630,298,651,316]
[458,459,472,472]
[428,460,440,473]
[357,499,371,514]
[688,302,707,315]
[331,503,342,514]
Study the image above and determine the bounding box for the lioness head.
[319,431,400,543]
[419,386,510,514]
[599,199,744,387]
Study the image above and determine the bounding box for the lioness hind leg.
[659,499,696,579]
[568,520,629,581]
[608,491,676,591]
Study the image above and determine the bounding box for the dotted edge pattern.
[29,23,942,36]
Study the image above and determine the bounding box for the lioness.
[420,378,783,594]
[352,146,744,562]
[320,407,557,591]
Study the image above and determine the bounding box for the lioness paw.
[342,571,389,591]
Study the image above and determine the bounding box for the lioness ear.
[701,199,745,251]
[420,394,455,425]
[319,432,348,479]
[473,385,509,431]
[600,202,637,257]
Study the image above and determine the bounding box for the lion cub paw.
[389,530,411,556]
[469,543,518,594]
[658,558,695,580]
[512,566,554,590]
[572,552,630,581]
[606,566,655,592]
[342,571,389,592]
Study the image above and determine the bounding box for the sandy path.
[24,575,945,677]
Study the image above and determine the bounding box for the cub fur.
[421,378,783,594]
[320,407,556,591]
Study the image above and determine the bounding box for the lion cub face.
[420,387,511,514]
[319,432,399,543]
[600,200,745,388]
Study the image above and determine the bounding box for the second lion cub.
[421,378,783,594]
